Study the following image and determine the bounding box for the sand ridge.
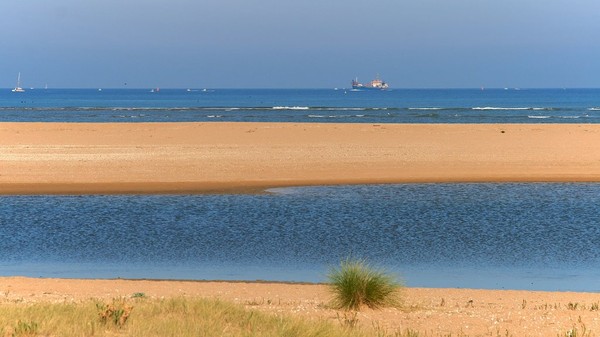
[2,122,600,194]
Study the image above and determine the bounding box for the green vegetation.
[12,320,38,337]
[327,258,402,311]
[562,325,591,337]
[0,297,393,337]
[131,292,146,299]
[96,299,133,327]
[0,291,594,337]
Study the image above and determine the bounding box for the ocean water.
[2,183,600,291]
[1,88,600,123]
[3,88,600,291]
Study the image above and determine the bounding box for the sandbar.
[1,122,600,194]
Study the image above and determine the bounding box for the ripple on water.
[1,183,599,291]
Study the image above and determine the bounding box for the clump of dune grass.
[328,258,402,311]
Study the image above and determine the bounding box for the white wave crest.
[272,106,310,110]
[326,108,367,111]
[474,107,535,111]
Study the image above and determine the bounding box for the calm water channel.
[1,183,600,291]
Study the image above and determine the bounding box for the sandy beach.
[2,122,600,194]
[1,277,599,336]
[3,122,600,335]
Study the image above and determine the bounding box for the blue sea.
[2,88,600,291]
[1,88,600,123]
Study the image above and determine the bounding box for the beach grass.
[327,258,402,311]
[1,288,593,337]
[0,297,400,337]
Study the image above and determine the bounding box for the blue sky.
[2,0,599,88]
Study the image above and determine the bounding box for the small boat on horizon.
[351,75,389,90]
[12,72,25,93]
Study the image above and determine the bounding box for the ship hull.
[351,76,389,90]
[351,85,388,91]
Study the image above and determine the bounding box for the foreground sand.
[2,122,600,194]
[1,277,599,336]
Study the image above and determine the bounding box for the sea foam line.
[474,107,552,111]
[0,106,575,113]
[272,106,310,110]
[307,114,367,118]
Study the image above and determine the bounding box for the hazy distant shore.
[1,122,600,194]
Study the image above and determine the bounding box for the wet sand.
[2,122,600,194]
[1,277,599,336]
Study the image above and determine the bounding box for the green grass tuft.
[327,258,402,311]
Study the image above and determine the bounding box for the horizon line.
[2,87,598,90]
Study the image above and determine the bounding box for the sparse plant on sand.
[336,311,359,328]
[327,258,402,311]
[563,325,591,337]
[96,300,133,328]
[13,320,38,337]
[131,292,146,299]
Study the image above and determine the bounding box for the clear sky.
[2,0,600,88]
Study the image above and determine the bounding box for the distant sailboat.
[12,73,25,93]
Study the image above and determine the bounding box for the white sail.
[12,72,25,92]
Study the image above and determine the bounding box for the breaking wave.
[0,106,579,113]
[473,107,553,111]
[0,105,596,124]
[272,106,310,110]
[307,114,367,118]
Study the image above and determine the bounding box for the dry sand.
[2,122,600,194]
[2,277,600,336]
